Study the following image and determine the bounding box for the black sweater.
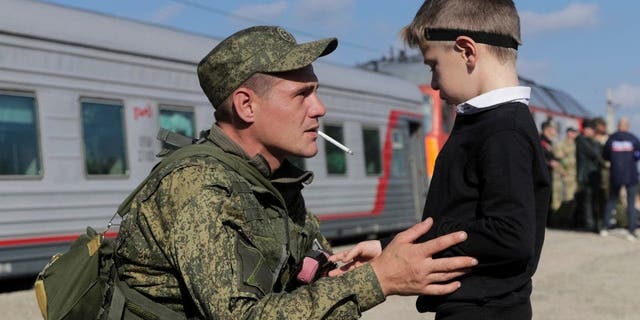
[416,102,550,313]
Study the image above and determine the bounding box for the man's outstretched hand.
[330,218,477,296]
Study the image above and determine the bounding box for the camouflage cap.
[198,26,338,108]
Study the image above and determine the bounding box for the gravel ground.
[1,228,638,320]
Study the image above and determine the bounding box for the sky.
[39,0,640,135]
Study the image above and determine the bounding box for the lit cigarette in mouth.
[318,130,354,155]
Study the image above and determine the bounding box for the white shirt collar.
[456,86,531,115]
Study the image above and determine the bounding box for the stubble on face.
[254,66,324,162]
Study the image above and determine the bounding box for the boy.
[331,1,550,319]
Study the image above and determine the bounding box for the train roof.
[359,55,592,119]
[519,76,591,118]
[0,0,422,103]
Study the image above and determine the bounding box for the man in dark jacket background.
[575,120,603,232]
[600,117,640,241]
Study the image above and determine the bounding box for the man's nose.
[309,94,326,117]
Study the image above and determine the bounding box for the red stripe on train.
[318,110,422,221]
[0,231,119,248]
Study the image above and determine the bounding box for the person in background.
[592,117,610,227]
[553,127,579,227]
[600,117,640,241]
[575,119,603,232]
[541,120,566,215]
[330,1,550,319]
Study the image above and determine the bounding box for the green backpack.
[34,226,114,320]
[34,130,235,320]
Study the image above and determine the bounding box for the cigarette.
[318,130,354,155]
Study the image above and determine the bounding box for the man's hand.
[368,218,476,296]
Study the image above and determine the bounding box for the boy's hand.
[328,240,382,277]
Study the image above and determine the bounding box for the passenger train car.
[0,0,428,278]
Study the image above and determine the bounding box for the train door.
[408,121,428,220]
[388,116,428,222]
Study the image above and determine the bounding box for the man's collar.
[207,124,272,177]
[456,86,531,115]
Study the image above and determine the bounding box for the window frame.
[79,97,130,179]
[0,89,43,180]
[323,122,347,176]
[158,104,197,138]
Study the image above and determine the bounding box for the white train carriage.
[0,0,427,278]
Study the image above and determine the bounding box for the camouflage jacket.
[115,125,385,319]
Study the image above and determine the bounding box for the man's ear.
[454,36,478,69]
[231,87,256,124]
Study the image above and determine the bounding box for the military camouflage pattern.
[115,125,384,319]
[554,137,577,202]
[198,26,338,108]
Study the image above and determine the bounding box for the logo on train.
[133,105,153,120]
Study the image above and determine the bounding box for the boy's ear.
[454,36,478,68]
[231,87,257,124]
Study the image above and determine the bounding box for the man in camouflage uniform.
[115,26,477,319]
[552,127,578,226]
[555,128,578,202]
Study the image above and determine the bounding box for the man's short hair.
[401,0,521,63]
[591,117,606,128]
[214,73,277,122]
[198,26,337,109]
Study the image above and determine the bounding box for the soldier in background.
[592,117,611,228]
[553,127,579,227]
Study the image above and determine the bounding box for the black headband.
[424,28,519,50]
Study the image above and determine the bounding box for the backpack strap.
[108,278,185,320]
[185,143,287,208]
[115,142,224,218]
[116,142,287,218]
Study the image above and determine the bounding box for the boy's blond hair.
[402,0,521,63]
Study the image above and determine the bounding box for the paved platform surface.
[1,228,638,320]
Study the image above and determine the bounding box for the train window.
[0,91,42,177]
[159,105,195,138]
[81,98,128,177]
[323,124,346,175]
[362,127,381,175]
